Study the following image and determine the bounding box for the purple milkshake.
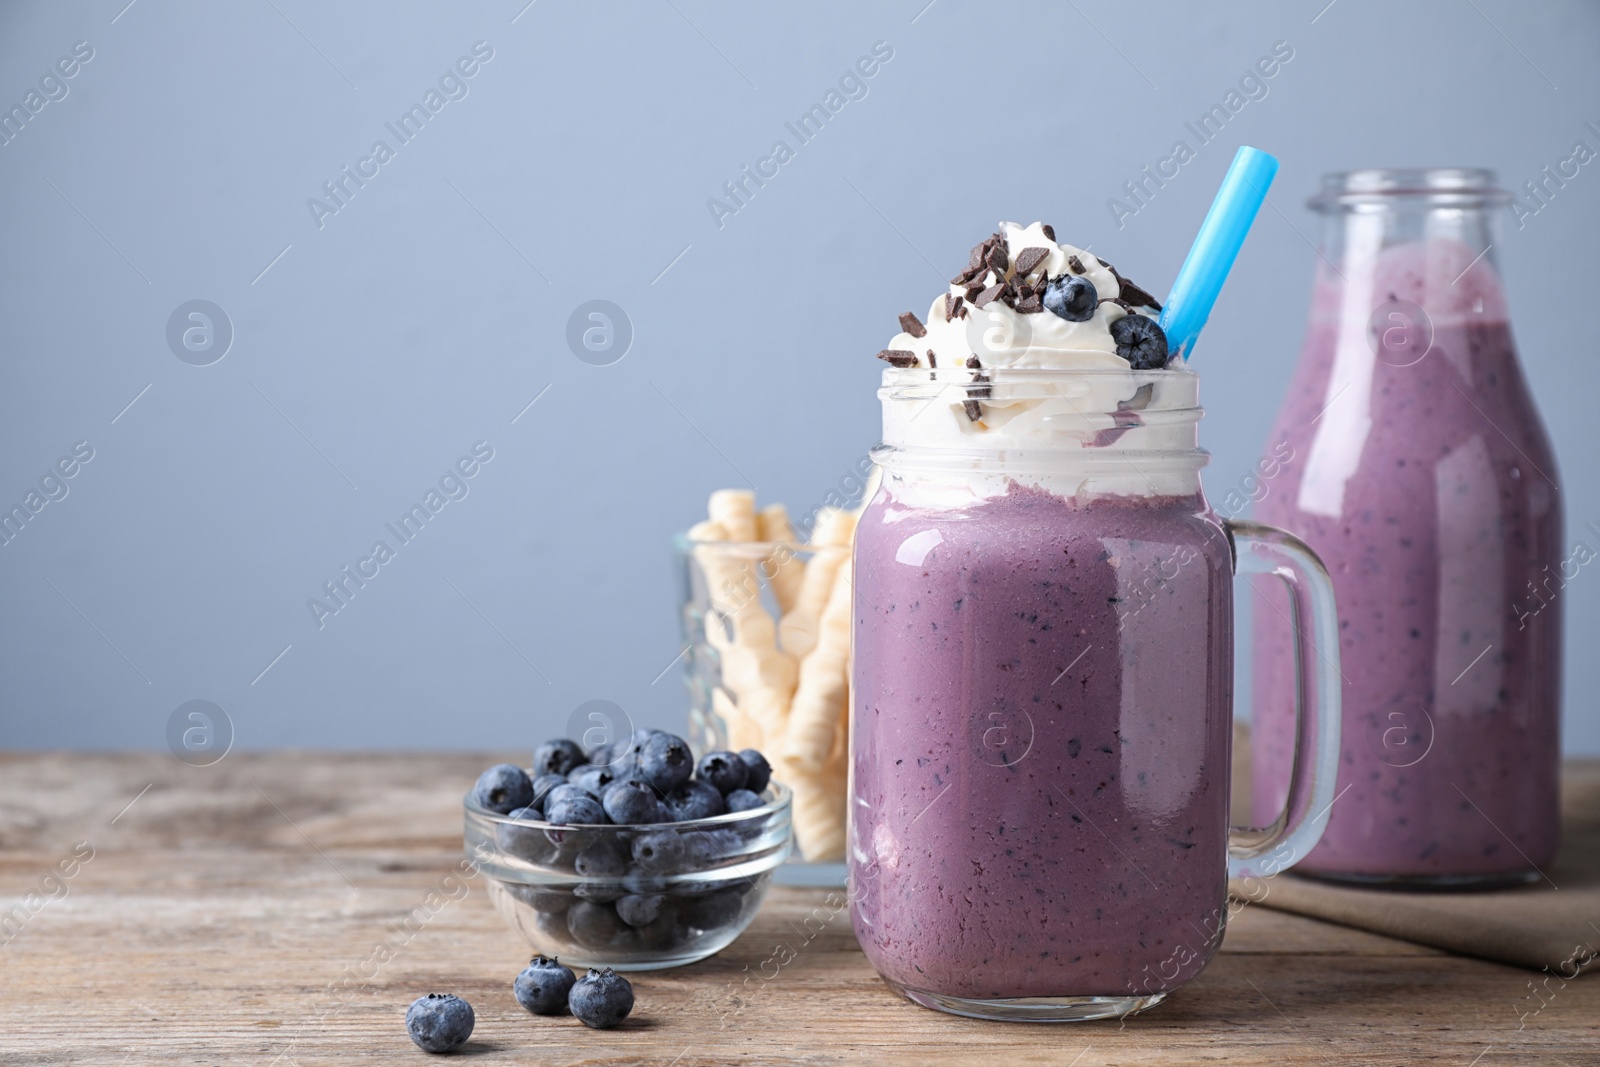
[850,224,1342,1020]
[1252,170,1563,883]
[853,484,1234,1000]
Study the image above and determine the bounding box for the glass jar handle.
[1224,519,1342,879]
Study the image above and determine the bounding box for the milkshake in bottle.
[1252,170,1564,884]
[850,215,1342,1021]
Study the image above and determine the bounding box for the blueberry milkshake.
[851,224,1238,1007]
[1252,210,1563,882]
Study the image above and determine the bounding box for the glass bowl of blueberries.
[463,729,792,971]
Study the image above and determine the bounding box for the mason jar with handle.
[849,365,1341,1022]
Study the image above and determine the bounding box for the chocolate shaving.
[983,234,1009,276]
[1015,294,1043,314]
[965,279,988,302]
[927,350,937,368]
[1067,254,1086,275]
[1041,223,1056,242]
[962,360,992,422]
[999,278,1017,306]
[943,294,967,321]
[1013,247,1049,276]
[1110,268,1162,310]
[898,311,927,338]
[973,283,1006,309]
[876,349,918,368]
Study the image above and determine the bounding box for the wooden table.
[2,752,1594,1065]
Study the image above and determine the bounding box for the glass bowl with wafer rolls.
[675,487,866,887]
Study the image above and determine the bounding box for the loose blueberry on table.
[404,993,474,1053]
[568,967,635,1029]
[513,955,577,1016]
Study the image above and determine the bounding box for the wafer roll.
[780,558,853,772]
[708,489,757,542]
[757,503,805,615]
[779,508,856,659]
[714,685,762,751]
[789,758,847,861]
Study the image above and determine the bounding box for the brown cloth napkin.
[1230,731,1600,975]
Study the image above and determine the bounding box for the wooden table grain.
[1,752,1594,1065]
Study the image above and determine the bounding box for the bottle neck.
[1307,169,1514,360]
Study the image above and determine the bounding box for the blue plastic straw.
[1158,146,1279,360]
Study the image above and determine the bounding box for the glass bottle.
[1252,168,1563,885]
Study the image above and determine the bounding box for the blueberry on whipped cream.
[876,223,1170,419]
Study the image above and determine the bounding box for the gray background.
[2,0,1596,753]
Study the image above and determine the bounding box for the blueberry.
[621,871,670,895]
[1110,313,1169,369]
[629,910,685,950]
[1043,274,1098,322]
[544,792,609,826]
[513,955,576,1016]
[405,993,474,1053]
[665,779,726,821]
[533,738,586,778]
[586,741,615,767]
[539,825,590,863]
[602,779,667,825]
[724,789,763,814]
[530,774,568,812]
[574,837,629,880]
[573,882,625,903]
[567,764,617,798]
[632,829,687,873]
[684,827,745,866]
[544,783,594,809]
[567,900,624,948]
[615,892,668,927]
[736,749,772,793]
[471,764,533,814]
[682,888,744,930]
[509,885,571,914]
[637,733,694,793]
[568,967,635,1030]
[631,726,666,748]
[498,806,557,862]
[696,751,748,795]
